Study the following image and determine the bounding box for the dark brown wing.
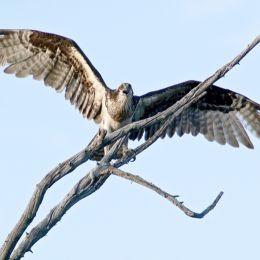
[130,80,260,148]
[0,29,111,122]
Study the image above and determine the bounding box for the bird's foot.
[122,147,136,162]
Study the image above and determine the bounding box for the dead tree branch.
[108,167,224,218]
[9,137,129,260]
[1,35,259,260]
[0,130,107,260]
[10,167,110,260]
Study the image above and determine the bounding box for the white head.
[117,83,134,97]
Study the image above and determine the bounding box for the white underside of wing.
[0,30,110,124]
[70,45,107,115]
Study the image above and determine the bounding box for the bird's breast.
[101,94,134,132]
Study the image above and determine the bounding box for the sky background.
[0,1,259,259]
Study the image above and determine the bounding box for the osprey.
[0,29,259,159]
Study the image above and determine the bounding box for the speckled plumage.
[0,29,259,159]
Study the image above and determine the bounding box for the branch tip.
[109,167,224,219]
[192,191,224,219]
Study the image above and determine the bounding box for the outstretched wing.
[0,29,111,122]
[131,80,260,148]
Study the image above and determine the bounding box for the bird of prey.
[0,29,259,159]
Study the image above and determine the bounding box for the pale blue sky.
[0,1,259,260]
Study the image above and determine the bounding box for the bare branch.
[10,166,110,260]
[114,92,207,167]
[9,137,129,260]
[108,167,224,218]
[0,130,108,260]
[1,35,259,260]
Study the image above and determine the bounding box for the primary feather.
[131,80,259,149]
[0,29,259,161]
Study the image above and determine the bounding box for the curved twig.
[108,167,224,218]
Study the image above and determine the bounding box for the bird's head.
[117,83,133,97]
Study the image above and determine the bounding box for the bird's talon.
[126,149,136,162]
[130,153,136,162]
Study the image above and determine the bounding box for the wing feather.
[189,108,200,136]
[0,29,111,122]
[0,44,32,64]
[222,113,239,147]
[166,121,176,138]
[33,50,56,80]
[45,59,69,89]
[204,112,215,142]
[213,112,226,145]
[230,113,253,148]
[131,80,259,149]
[68,77,82,104]
[182,109,190,134]
[84,90,95,118]
[55,65,74,92]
